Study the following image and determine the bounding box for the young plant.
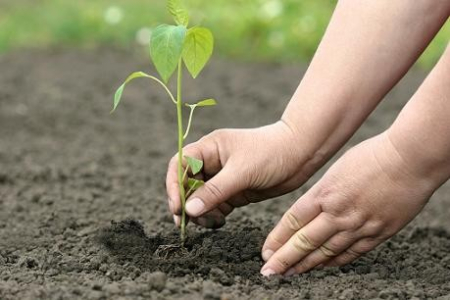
[112,0,216,243]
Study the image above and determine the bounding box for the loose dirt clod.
[147,271,167,291]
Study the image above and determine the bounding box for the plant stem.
[181,165,189,184]
[146,75,177,104]
[176,59,187,243]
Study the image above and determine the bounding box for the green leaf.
[150,24,187,83]
[186,98,217,108]
[185,156,203,175]
[194,98,217,107]
[112,71,152,112]
[182,27,214,78]
[167,0,189,26]
[187,178,204,191]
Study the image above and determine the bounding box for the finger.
[166,155,182,214]
[325,237,384,267]
[218,202,234,216]
[185,164,247,217]
[173,215,181,227]
[166,140,223,215]
[284,232,357,276]
[173,214,189,227]
[261,193,321,261]
[191,208,226,228]
[227,188,286,208]
[190,202,233,228]
[191,202,234,228]
[226,193,251,208]
[226,173,310,208]
[261,215,337,276]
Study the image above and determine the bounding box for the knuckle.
[204,181,226,202]
[293,259,310,273]
[331,256,349,267]
[357,238,382,252]
[273,256,290,269]
[315,188,346,215]
[315,183,362,222]
[342,212,366,231]
[325,210,365,232]
[314,185,334,206]
[323,239,343,251]
[266,233,284,248]
[331,248,363,266]
[347,240,377,257]
[321,212,339,228]
[362,220,384,236]
[283,211,302,231]
[353,213,367,229]
[292,231,317,253]
[209,129,227,140]
[319,244,339,257]
[345,247,364,258]
[183,144,202,158]
[183,141,200,152]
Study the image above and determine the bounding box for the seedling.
[112,0,216,242]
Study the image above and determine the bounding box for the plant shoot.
[112,0,216,242]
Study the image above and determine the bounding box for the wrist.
[280,93,365,178]
[275,117,330,178]
[384,129,450,190]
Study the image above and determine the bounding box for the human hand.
[166,121,316,228]
[260,132,440,276]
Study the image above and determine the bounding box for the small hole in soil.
[97,219,266,282]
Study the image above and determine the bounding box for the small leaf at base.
[185,156,203,175]
[187,178,204,191]
[186,98,217,108]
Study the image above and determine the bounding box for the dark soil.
[0,49,449,299]
[98,219,264,281]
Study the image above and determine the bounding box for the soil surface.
[0,49,449,300]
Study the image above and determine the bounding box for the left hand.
[260,132,439,276]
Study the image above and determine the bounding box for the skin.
[166,0,450,276]
[261,44,450,276]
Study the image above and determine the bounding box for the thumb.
[185,164,246,217]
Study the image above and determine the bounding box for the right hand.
[166,120,318,228]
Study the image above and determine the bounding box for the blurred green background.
[0,0,448,68]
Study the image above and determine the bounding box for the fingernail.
[186,198,205,216]
[168,198,173,210]
[262,249,274,261]
[260,267,276,277]
[173,215,181,227]
[284,268,296,277]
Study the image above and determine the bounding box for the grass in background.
[0,0,448,68]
